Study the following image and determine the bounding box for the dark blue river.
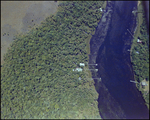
[89,1,149,119]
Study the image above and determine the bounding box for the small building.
[99,8,103,12]
[73,67,82,72]
[136,51,139,54]
[78,77,81,80]
[79,63,85,67]
[141,81,148,86]
[137,39,142,43]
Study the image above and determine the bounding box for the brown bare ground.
[1,1,59,65]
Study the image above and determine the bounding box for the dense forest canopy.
[1,1,105,119]
[131,18,149,82]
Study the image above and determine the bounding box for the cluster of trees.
[130,11,149,108]
[131,14,149,82]
[1,1,104,119]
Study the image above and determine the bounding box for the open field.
[1,1,59,65]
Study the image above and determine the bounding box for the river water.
[89,1,149,119]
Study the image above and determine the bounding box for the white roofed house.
[99,8,103,12]
[137,38,142,43]
[141,81,148,86]
[79,63,85,67]
[72,67,82,72]
[140,79,149,95]
[136,51,139,54]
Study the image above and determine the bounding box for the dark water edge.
[89,1,149,119]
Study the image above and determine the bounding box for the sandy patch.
[1,1,59,65]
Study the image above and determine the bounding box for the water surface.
[89,1,149,119]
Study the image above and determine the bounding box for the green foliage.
[131,14,149,82]
[1,1,104,119]
[130,10,149,109]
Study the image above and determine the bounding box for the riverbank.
[89,1,149,119]
[89,1,127,119]
[130,1,149,109]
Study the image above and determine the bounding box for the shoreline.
[130,1,149,109]
[89,1,127,119]
[90,1,149,118]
